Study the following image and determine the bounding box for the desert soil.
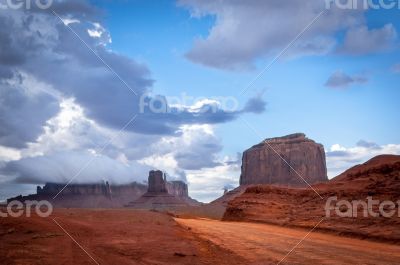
[176,218,400,265]
[0,209,246,265]
[2,208,400,265]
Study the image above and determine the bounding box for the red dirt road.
[176,218,400,265]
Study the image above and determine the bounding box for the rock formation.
[166,181,189,197]
[8,182,148,208]
[147,170,168,193]
[37,182,112,197]
[126,170,199,208]
[7,170,199,208]
[224,155,400,242]
[240,133,327,186]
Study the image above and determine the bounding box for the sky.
[0,0,399,202]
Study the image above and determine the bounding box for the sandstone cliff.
[240,133,327,186]
[166,181,189,197]
[224,155,400,242]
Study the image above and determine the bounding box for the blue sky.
[0,0,399,202]
[99,0,400,149]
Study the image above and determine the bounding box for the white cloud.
[0,146,21,162]
[87,22,110,42]
[62,18,80,26]
[3,150,151,185]
[20,98,110,158]
[186,155,241,202]
[179,0,371,70]
[330,144,347,152]
[326,141,400,178]
[139,124,223,171]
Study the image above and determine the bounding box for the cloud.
[179,0,369,70]
[356,140,381,149]
[1,150,151,185]
[325,70,368,88]
[186,155,241,202]
[338,24,397,55]
[140,124,224,171]
[326,141,400,178]
[32,0,102,19]
[242,94,267,114]
[0,1,267,202]
[391,63,400,73]
[0,74,59,148]
[0,146,21,162]
[0,6,266,146]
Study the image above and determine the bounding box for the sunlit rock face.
[167,181,189,197]
[240,133,328,186]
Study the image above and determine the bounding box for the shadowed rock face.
[240,133,327,186]
[37,182,111,196]
[127,170,189,209]
[147,170,167,193]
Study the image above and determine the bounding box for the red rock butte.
[240,133,328,186]
[126,170,199,209]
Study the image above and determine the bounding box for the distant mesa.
[7,170,199,208]
[240,133,328,186]
[126,170,199,209]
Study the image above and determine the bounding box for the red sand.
[0,209,246,265]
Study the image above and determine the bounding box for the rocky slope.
[224,155,400,242]
[240,133,327,186]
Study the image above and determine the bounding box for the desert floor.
[1,209,400,265]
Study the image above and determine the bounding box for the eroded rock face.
[148,170,167,193]
[240,133,327,186]
[166,181,189,197]
[37,182,111,196]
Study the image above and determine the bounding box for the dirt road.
[176,218,400,265]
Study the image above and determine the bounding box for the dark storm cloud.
[0,80,59,148]
[0,66,15,79]
[0,4,266,148]
[0,16,28,66]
